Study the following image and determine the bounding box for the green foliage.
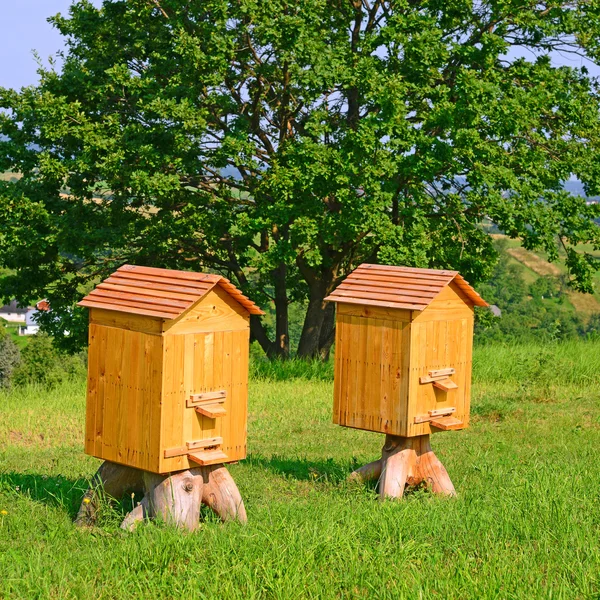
[249,343,334,382]
[475,240,599,342]
[1,1,600,357]
[12,334,86,388]
[0,326,20,388]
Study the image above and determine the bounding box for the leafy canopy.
[1,0,600,354]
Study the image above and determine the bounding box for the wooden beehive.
[78,265,264,474]
[325,264,488,438]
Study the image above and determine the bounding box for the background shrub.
[12,333,86,388]
[0,326,20,388]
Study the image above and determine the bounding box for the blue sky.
[1,1,599,90]
[0,1,76,90]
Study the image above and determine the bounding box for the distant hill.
[563,179,600,202]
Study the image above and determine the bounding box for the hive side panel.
[98,326,124,463]
[462,315,474,429]
[84,323,163,471]
[333,311,411,435]
[407,285,474,436]
[337,303,412,323]
[159,326,249,473]
[160,333,186,471]
[89,307,163,335]
[84,322,101,456]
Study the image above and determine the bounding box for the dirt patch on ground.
[567,291,600,315]
[8,430,45,446]
[506,247,563,277]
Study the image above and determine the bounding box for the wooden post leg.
[348,459,382,483]
[75,461,145,527]
[353,434,456,500]
[142,469,204,531]
[116,463,246,531]
[379,436,417,499]
[415,436,456,496]
[201,465,247,523]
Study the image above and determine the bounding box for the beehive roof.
[325,264,488,311]
[78,265,264,319]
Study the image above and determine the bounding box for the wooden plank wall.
[159,327,250,473]
[84,322,164,471]
[407,283,474,436]
[333,304,411,435]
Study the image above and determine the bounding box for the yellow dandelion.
[83,498,91,505]
[0,510,7,515]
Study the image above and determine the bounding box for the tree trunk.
[273,263,290,358]
[297,295,326,358]
[318,302,336,361]
[250,315,276,358]
[297,272,334,358]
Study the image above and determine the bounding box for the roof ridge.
[325,263,488,310]
[79,265,264,318]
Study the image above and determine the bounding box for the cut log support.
[349,434,456,500]
[74,461,145,527]
[75,461,246,531]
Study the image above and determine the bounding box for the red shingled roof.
[78,265,264,319]
[325,264,488,311]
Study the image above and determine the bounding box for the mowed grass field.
[1,341,600,599]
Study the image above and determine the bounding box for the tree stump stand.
[349,434,456,499]
[75,461,246,531]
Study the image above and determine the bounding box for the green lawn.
[1,341,600,598]
[1,321,30,350]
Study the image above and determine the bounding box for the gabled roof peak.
[325,263,488,311]
[78,264,264,319]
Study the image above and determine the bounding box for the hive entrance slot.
[419,368,457,392]
[163,436,224,459]
[188,449,229,466]
[187,390,227,418]
[432,378,458,392]
[414,407,456,424]
[429,416,463,431]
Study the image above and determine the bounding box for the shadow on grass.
[0,471,141,521]
[245,453,362,483]
[243,454,444,499]
[0,471,90,516]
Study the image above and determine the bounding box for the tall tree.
[1,0,600,358]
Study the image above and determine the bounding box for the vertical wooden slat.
[380,320,393,432]
[201,332,216,441]
[332,319,344,425]
[116,329,132,463]
[148,334,164,472]
[183,334,195,447]
[232,328,249,460]
[348,316,361,428]
[355,317,368,428]
[84,323,99,455]
[398,320,412,434]
[220,330,233,458]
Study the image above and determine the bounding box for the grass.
[2,340,600,598]
[1,321,30,350]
